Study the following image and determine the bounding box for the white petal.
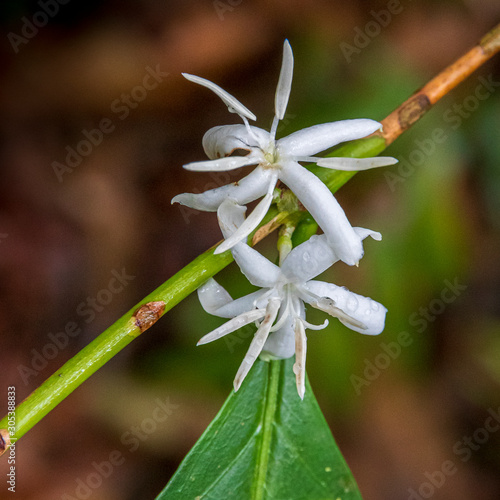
[281,228,381,282]
[293,320,307,399]
[315,156,398,171]
[304,281,387,335]
[215,173,279,254]
[274,40,294,120]
[279,161,363,266]
[262,300,303,359]
[281,234,337,283]
[198,278,272,318]
[203,125,270,160]
[183,73,256,121]
[232,243,282,287]
[198,278,233,315]
[184,156,259,172]
[217,199,282,287]
[234,298,281,391]
[197,309,266,345]
[171,167,272,212]
[354,227,382,242]
[217,198,247,238]
[277,119,382,157]
[215,290,271,318]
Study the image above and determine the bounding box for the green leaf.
[156,358,362,500]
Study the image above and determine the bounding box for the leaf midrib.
[252,360,282,500]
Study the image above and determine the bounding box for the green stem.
[0,134,387,450]
[1,245,232,442]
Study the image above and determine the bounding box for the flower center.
[262,142,281,168]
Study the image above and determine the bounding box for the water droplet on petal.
[346,296,358,312]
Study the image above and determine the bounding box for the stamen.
[293,319,307,400]
[312,297,367,330]
[269,287,291,332]
[233,298,281,391]
[292,155,322,163]
[270,115,280,142]
[301,318,329,330]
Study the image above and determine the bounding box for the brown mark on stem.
[252,214,287,246]
[397,94,431,132]
[0,429,11,456]
[133,301,166,333]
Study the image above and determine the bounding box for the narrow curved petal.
[217,199,282,287]
[234,298,281,391]
[171,167,272,212]
[197,309,266,345]
[274,40,294,120]
[354,227,382,242]
[198,278,233,314]
[182,73,256,121]
[203,125,270,159]
[279,161,363,266]
[315,156,398,171]
[293,320,307,399]
[304,281,387,335]
[233,244,283,287]
[183,156,259,172]
[277,119,381,157]
[217,198,247,238]
[214,289,271,318]
[215,173,279,254]
[198,279,270,319]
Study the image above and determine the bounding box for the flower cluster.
[173,40,394,398]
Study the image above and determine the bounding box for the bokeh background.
[1,0,500,499]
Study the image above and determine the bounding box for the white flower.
[196,201,387,399]
[173,40,397,266]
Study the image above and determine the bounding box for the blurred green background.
[0,0,499,499]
